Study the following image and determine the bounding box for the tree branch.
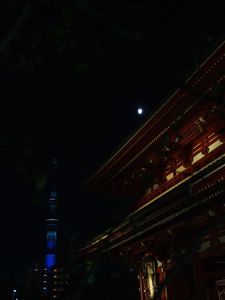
[0,3,31,53]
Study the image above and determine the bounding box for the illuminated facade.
[47,267,69,300]
[76,40,225,299]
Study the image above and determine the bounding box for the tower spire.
[49,157,58,212]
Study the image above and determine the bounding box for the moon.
[137,108,143,115]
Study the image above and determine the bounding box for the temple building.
[75,40,225,300]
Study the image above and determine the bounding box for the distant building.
[23,262,43,299]
[22,262,69,300]
[76,40,225,300]
[44,266,69,299]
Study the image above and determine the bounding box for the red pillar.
[158,262,167,300]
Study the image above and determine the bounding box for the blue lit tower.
[45,158,58,270]
[42,158,69,299]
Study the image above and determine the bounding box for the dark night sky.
[0,0,223,281]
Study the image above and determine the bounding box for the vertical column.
[138,255,166,300]
[157,261,167,300]
[138,268,147,300]
[138,269,145,300]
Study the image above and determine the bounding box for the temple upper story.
[82,40,225,216]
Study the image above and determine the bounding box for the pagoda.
[76,40,225,300]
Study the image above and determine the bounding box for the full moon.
[137,108,143,115]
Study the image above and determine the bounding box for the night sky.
[0,0,223,281]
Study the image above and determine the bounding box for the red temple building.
[75,40,225,300]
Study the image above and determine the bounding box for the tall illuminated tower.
[42,158,59,300]
[42,158,69,299]
[45,158,58,271]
